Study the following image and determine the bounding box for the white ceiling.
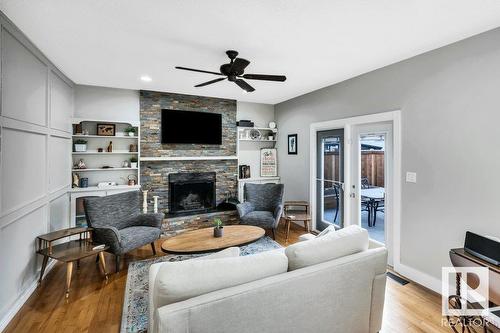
[3,0,500,104]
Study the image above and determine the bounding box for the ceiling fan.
[175,50,286,93]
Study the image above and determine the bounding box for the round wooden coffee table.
[161,225,265,254]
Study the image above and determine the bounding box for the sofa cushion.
[149,247,240,333]
[153,250,288,308]
[285,225,369,271]
[119,226,161,253]
[239,211,275,228]
[193,247,240,260]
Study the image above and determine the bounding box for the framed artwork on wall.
[261,148,278,177]
[288,134,298,155]
[97,123,116,136]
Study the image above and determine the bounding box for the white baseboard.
[0,260,56,332]
[394,262,442,294]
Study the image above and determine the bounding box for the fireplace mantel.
[140,156,238,162]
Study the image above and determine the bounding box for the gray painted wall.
[236,101,275,127]
[74,85,140,122]
[275,27,500,282]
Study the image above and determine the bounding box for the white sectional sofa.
[149,225,388,333]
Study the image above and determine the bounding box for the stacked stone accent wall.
[162,210,239,236]
[140,90,236,157]
[139,90,238,218]
[141,159,237,212]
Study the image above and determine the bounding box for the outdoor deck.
[324,208,385,243]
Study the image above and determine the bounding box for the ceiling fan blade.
[175,66,223,76]
[242,74,286,82]
[235,79,255,92]
[194,77,226,87]
[231,58,250,73]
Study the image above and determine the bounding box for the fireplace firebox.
[168,172,216,214]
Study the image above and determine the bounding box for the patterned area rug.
[120,236,282,333]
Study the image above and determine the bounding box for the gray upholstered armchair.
[237,183,284,239]
[84,191,163,272]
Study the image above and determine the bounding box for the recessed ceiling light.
[140,75,152,82]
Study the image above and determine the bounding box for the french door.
[316,129,344,231]
[351,122,393,265]
[310,111,400,268]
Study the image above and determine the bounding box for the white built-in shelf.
[72,135,138,139]
[72,167,138,172]
[72,118,140,127]
[69,185,141,193]
[238,139,277,142]
[238,176,280,182]
[140,156,238,162]
[72,151,138,155]
[238,127,277,132]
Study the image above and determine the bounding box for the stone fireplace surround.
[168,172,216,215]
[139,90,239,234]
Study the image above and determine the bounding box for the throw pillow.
[153,250,288,308]
[285,225,369,271]
[316,225,337,237]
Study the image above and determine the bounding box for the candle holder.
[153,196,159,213]
[142,190,148,213]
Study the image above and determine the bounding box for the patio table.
[360,187,385,227]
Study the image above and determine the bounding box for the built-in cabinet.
[236,126,280,202]
[69,119,141,227]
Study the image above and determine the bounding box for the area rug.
[120,236,282,333]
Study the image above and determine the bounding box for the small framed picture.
[97,123,116,136]
[288,134,298,155]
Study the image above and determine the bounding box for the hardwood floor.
[5,224,449,333]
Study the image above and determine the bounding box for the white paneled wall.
[1,29,47,126]
[0,13,74,331]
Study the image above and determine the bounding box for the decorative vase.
[130,162,138,168]
[142,190,148,213]
[128,132,135,137]
[214,227,223,238]
[79,177,88,188]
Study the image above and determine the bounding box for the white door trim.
[309,110,402,268]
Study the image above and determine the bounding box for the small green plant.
[213,218,223,229]
[74,139,87,144]
[130,157,138,163]
[124,126,136,133]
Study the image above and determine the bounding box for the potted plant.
[74,139,88,152]
[130,157,138,168]
[213,218,223,237]
[124,126,136,137]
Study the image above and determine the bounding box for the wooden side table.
[282,201,311,243]
[37,227,109,298]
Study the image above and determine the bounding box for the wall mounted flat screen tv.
[161,109,222,145]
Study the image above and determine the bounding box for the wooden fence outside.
[323,151,384,187]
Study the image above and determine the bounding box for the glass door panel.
[316,129,344,231]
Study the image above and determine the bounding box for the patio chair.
[324,183,341,222]
[361,177,371,222]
